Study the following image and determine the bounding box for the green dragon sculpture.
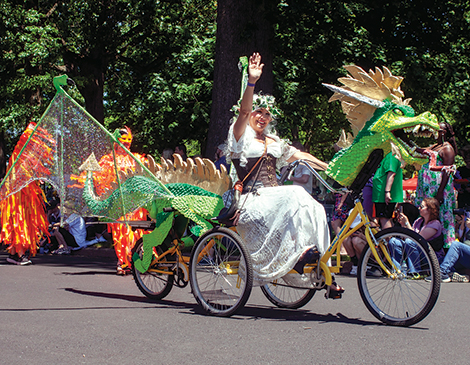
[79,153,225,273]
[325,65,440,186]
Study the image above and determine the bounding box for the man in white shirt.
[50,213,106,254]
[291,163,313,194]
[289,141,313,194]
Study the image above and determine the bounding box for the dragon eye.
[393,108,404,116]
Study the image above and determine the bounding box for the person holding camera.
[393,197,443,279]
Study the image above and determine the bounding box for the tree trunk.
[206,0,276,159]
[79,73,105,124]
[64,50,106,123]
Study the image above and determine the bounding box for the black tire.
[261,281,315,309]
[131,238,174,300]
[189,227,253,317]
[357,227,440,326]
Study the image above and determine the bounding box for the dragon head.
[325,65,439,186]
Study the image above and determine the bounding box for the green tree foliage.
[1,0,469,170]
[271,1,375,161]
[355,0,470,150]
[104,0,217,157]
[271,0,470,161]
[0,1,61,154]
[0,0,217,161]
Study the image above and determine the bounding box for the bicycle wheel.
[131,238,174,300]
[261,280,315,309]
[357,227,440,326]
[189,227,253,317]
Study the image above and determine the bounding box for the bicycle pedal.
[324,288,343,300]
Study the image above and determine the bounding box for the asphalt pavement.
[1,247,469,364]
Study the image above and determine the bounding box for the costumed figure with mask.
[70,126,149,274]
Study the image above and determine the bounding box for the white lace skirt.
[237,185,330,286]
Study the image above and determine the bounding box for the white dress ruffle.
[227,124,297,169]
[227,125,330,286]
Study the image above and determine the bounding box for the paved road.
[1,249,468,364]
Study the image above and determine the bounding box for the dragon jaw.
[327,101,440,186]
[369,103,439,168]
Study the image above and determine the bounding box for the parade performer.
[226,53,344,297]
[0,123,51,265]
[70,126,149,274]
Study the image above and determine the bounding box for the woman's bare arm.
[288,150,328,171]
[233,53,264,141]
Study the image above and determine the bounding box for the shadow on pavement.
[59,286,429,329]
[63,287,199,311]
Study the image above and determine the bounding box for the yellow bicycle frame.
[304,199,400,286]
[147,238,190,281]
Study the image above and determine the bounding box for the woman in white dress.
[227,52,343,297]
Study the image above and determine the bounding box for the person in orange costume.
[70,126,149,274]
[0,123,51,265]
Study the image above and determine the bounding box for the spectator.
[455,209,470,245]
[47,200,61,226]
[331,189,353,236]
[214,144,229,171]
[393,197,444,278]
[362,177,374,219]
[38,200,62,254]
[343,210,367,276]
[49,213,106,255]
[372,152,403,229]
[175,144,188,161]
[425,211,470,282]
[162,148,174,162]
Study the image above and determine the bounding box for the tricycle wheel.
[189,227,253,317]
[357,227,440,326]
[132,238,174,300]
[261,281,315,309]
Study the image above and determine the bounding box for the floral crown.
[231,93,282,119]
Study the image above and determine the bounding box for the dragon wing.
[0,76,173,222]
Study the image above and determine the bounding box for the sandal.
[116,264,131,276]
[326,280,345,299]
[293,246,320,274]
